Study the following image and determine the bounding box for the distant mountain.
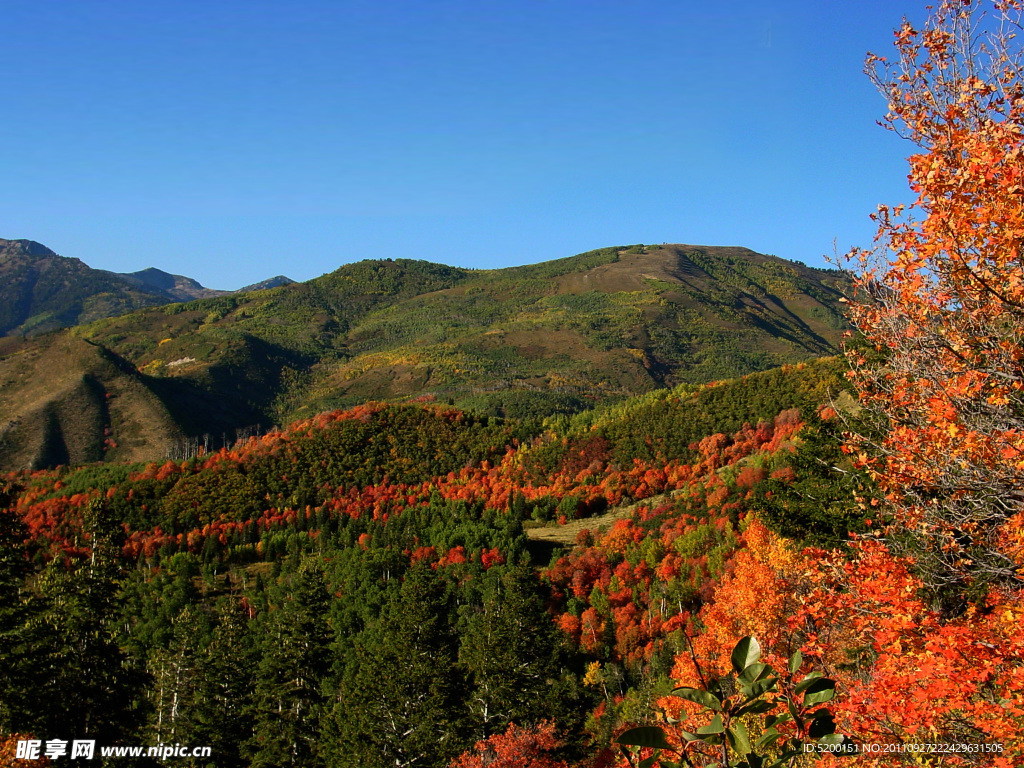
[238,275,295,292]
[112,267,230,302]
[0,238,173,336]
[0,238,292,337]
[0,243,854,470]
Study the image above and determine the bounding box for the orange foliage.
[795,539,1024,767]
[0,736,50,768]
[846,0,1024,594]
[669,520,803,688]
[450,722,568,768]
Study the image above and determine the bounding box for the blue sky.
[2,0,926,288]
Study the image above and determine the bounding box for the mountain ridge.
[0,238,294,337]
[0,242,851,470]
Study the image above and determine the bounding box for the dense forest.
[1,358,870,767]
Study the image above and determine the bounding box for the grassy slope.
[0,334,182,470]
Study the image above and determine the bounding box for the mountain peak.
[238,275,296,292]
[116,267,229,301]
[0,238,58,260]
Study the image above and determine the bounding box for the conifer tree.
[147,606,209,745]
[328,564,470,768]
[249,557,332,768]
[32,499,145,742]
[191,598,257,768]
[459,565,589,744]
[0,482,39,732]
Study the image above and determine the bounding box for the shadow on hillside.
[524,537,566,569]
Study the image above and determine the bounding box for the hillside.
[0,239,175,336]
[0,238,237,337]
[0,334,184,470]
[0,359,871,766]
[112,267,230,302]
[0,243,851,470]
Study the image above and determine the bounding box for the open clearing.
[524,490,679,549]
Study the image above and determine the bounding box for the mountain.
[0,333,184,470]
[112,267,231,302]
[0,238,175,336]
[0,243,852,470]
[0,358,864,765]
[0,238,288,337]
[238,275,295,292]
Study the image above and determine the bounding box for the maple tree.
[844,0,1024,602]
[450,721,569,768]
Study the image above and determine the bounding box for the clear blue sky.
[2,0,927,289]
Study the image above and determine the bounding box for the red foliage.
[450,721,568,768]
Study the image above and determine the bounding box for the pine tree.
[191,598,257,768]
[31,500,146,742]
[147,606,209,746]
[0,482,40,731]
[328,564,470,768]
[249,557,332,768]
[459,566,589,744]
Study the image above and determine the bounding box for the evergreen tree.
[460,566,591,747]
[328,564,469,768]
[31,500,146,742]
[190,598,257,768]
[147,606,209,746]
[249,557,332,768]
[0,482,40,731]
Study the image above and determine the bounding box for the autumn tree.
[845,0,1024,606]
[451,721,570,768]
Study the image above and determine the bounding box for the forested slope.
[0,359,862,766]
[0,244,850,471]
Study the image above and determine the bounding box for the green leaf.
[742,754,765,768]
[786,696,803,729]
[726,720,751,756]
[734,699,775,717]
[788,650,802,675]
[818,733,846,745]
[755,730,782,751]
[615,726,673,749]
[639,753,662,768]
[696,714,725,735]
[801,678,836,706]
[740,677,777,701]
[808,712,836,738]
[731,636,762,673]
[671,686,723,712]
[679,729,702,744]
[768,750,804,768]
[737,662,772,685]
[793,671,823,694]
[765,713,792,729]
